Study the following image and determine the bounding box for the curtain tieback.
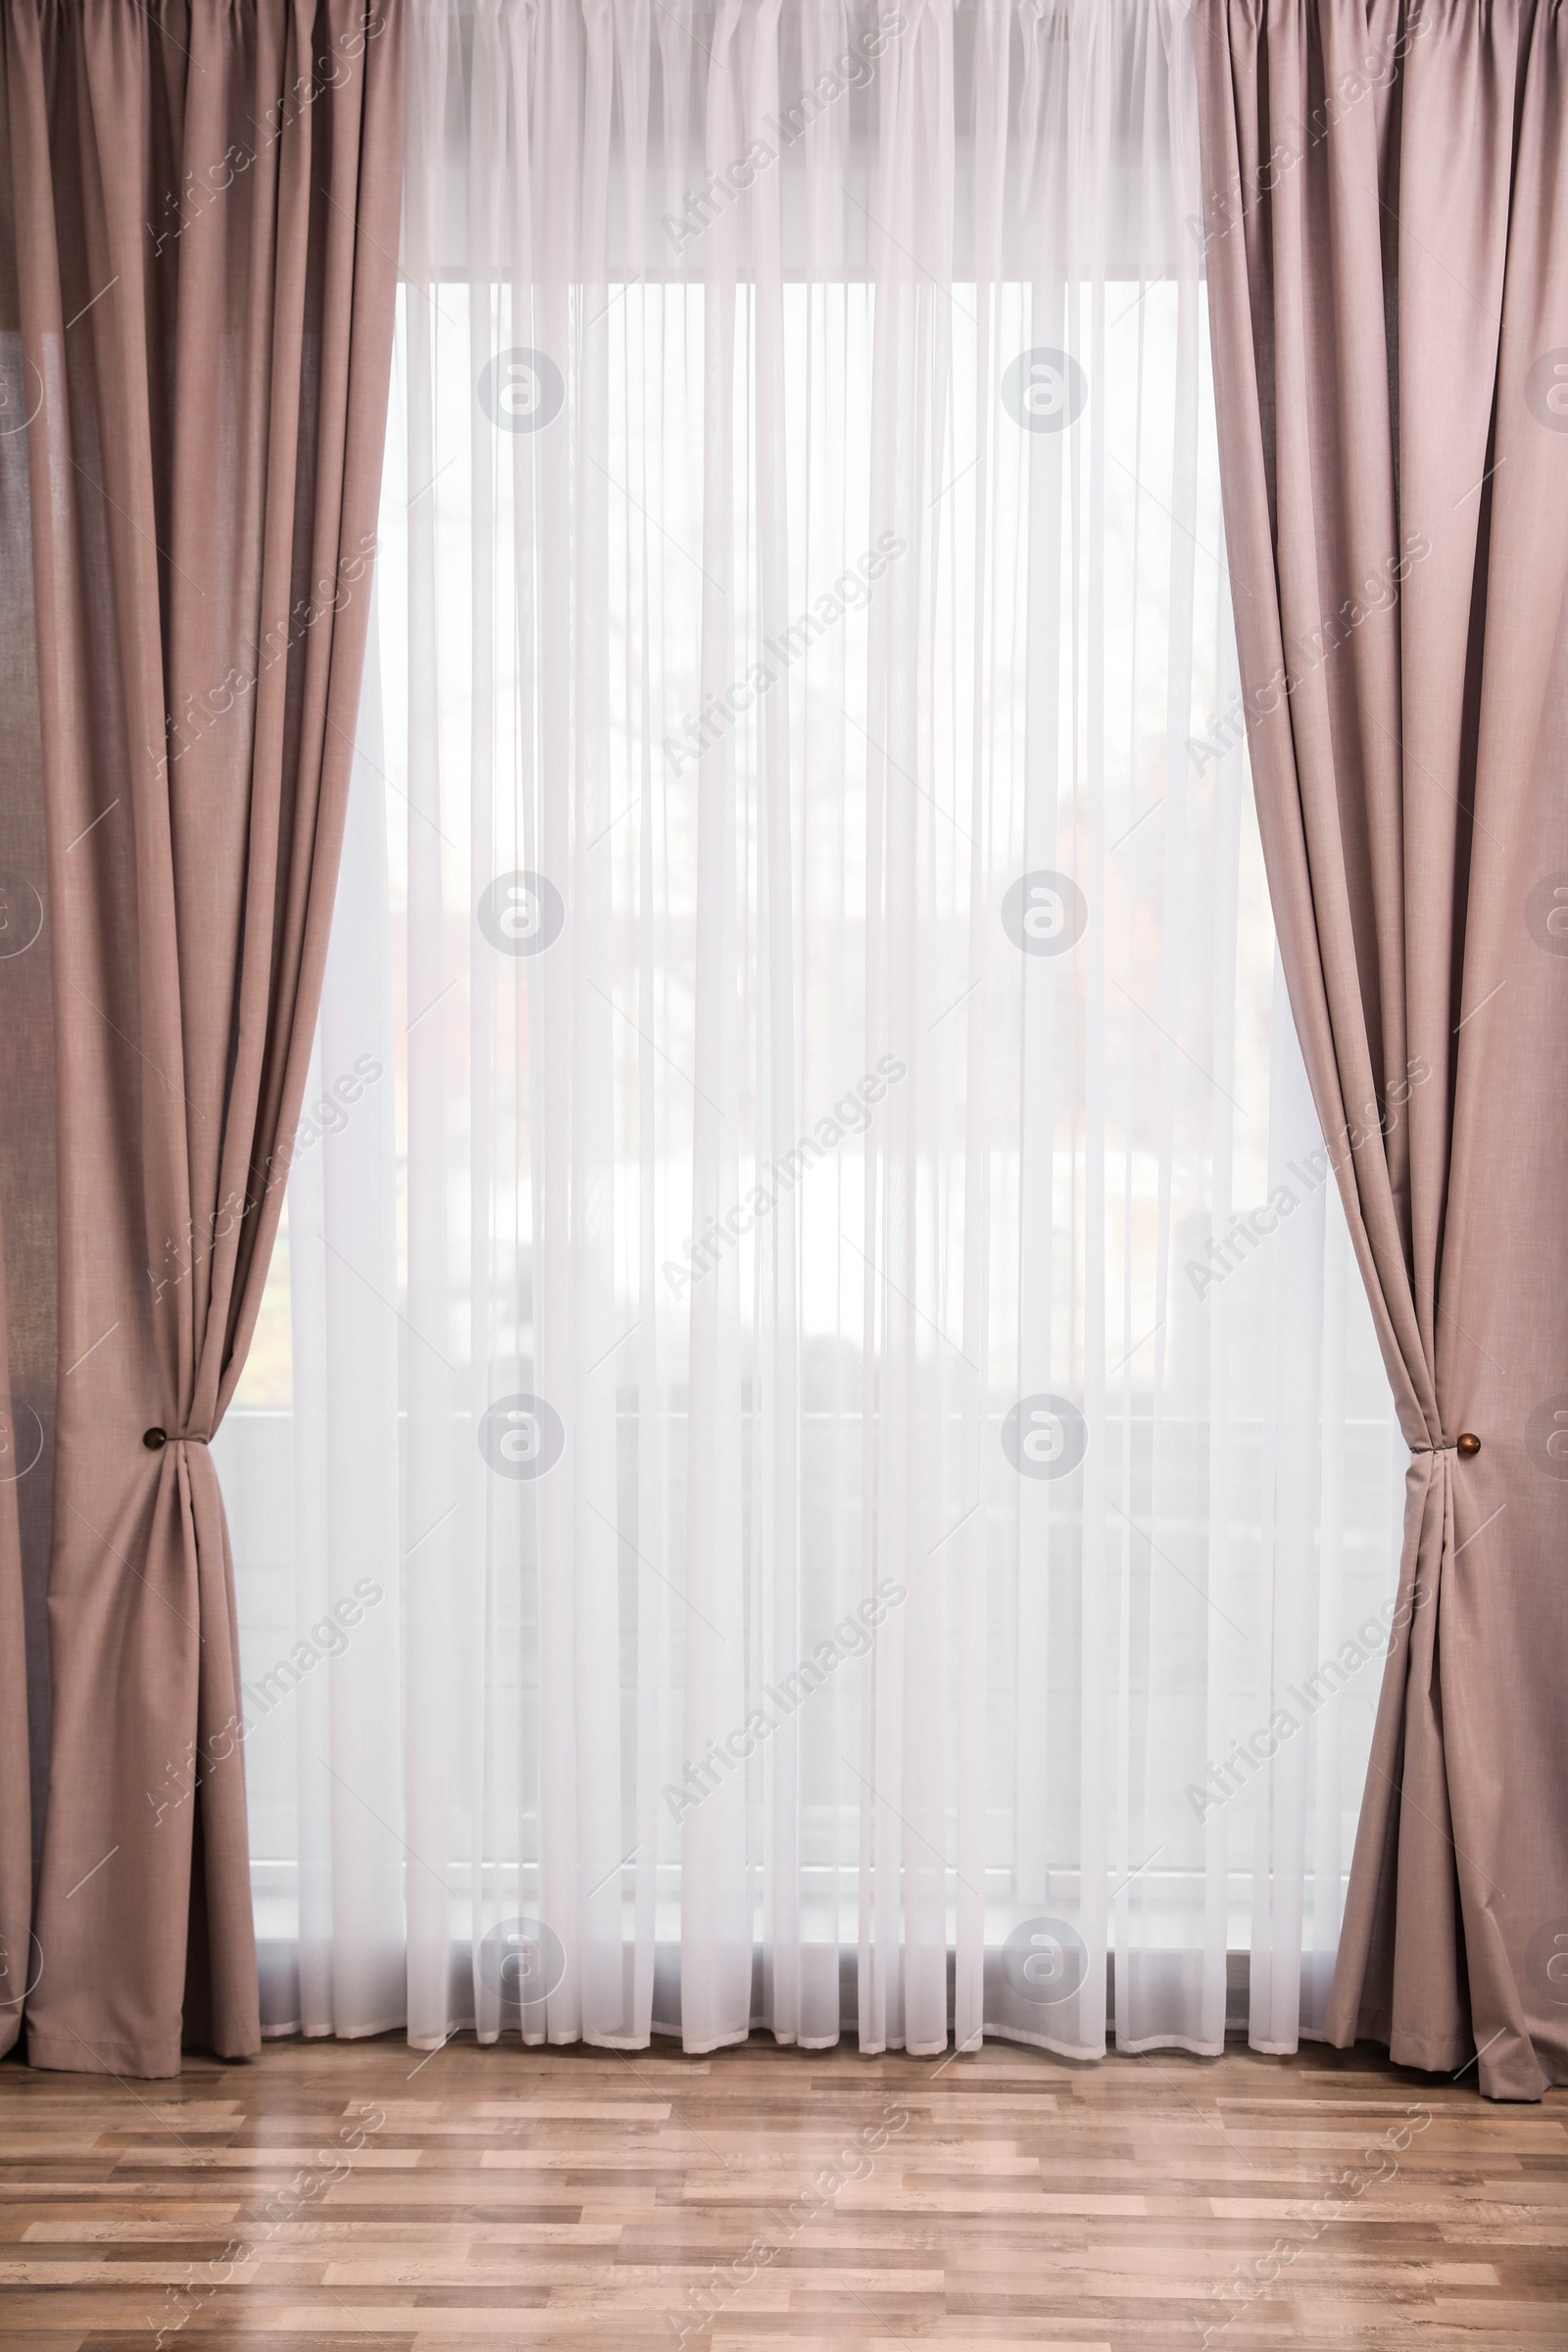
[141,1426,212,1450]
[1409,1434,1482,1458]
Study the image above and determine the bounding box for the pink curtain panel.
[0,0,403,2077]
[1197,0,1568,2099]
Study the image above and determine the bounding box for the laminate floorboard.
[1,2031,1564,2349]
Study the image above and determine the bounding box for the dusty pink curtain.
[0,0,403,2078]
[1196,0,1568,2099]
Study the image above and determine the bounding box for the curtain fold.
[1196,0,1568,2099]
[1,0,403,2079]
[0,1200,32,2059]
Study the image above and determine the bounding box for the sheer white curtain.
[218,0,1404,2060]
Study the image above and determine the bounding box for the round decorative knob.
[1456,1432,1481,1458]
[142,1427,168,1450]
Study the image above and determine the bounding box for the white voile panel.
[219,0,1405,2060]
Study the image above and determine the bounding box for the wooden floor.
[0,2031,1564,2349]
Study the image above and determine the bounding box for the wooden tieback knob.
[142,1427,168,1449]
[1456,1433,1481,1458]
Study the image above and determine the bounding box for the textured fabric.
[220,0,1398,2067]
[1196,0,1568,2099]
[0,0,403,2078]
